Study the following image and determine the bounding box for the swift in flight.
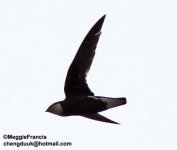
[46,15,126,124]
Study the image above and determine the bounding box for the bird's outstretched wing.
[82,113,119,124]
[64,15,106,97]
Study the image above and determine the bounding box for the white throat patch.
[50,103,63,116]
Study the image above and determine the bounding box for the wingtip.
[111,121,120,125]
[96,14,106,25]
[100,14,106,22]
[102,14,106,19]
[92,14,106,31]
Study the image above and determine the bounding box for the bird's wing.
[82,113,119,124]
[64,15,106,97]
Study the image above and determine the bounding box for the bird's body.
[47,96,126,116]
[46,15,127,124]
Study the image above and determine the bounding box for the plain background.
[0,0,177,150]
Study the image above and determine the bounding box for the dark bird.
[46,15,126,124]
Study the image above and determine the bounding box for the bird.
[46,15,127,124]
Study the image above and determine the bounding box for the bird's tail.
[98,97,127,109]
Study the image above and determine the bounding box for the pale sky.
[0,0,177,150]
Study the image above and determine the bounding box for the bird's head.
[46,101,63,116]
